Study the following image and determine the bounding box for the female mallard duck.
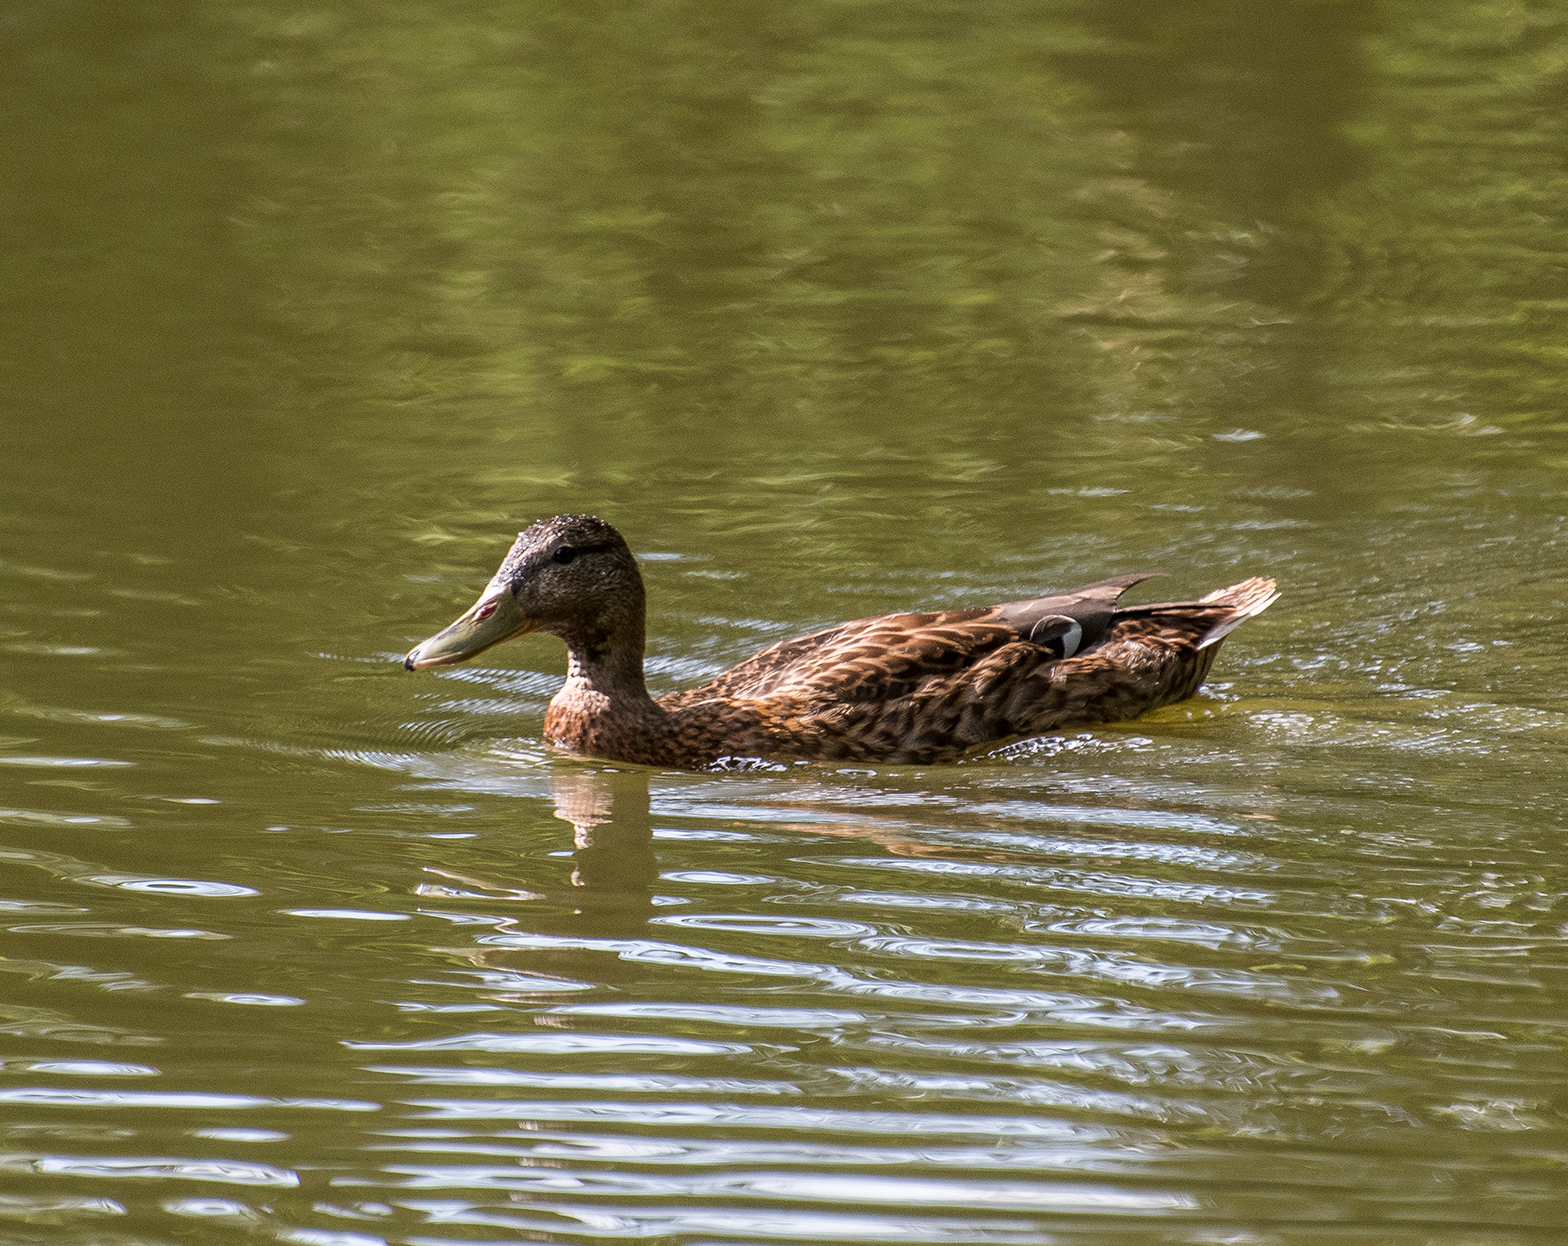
[404,514,1278,769]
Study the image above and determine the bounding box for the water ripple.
[0,807,133,828]
[0,1193,126,1220]
[395,1203,1085,1242]
[365,1067,799,1093]
[345,1032,756,1055]
[401,1100,1124,1138]
[370,1166,1199,1211]
[0,846,259,898]
[549,1002,867,1028]
[0,756,132,768]
[9,923,230,940]
[2,1061,158,1077]
[851,934,1341,1001]
[0,1154,299,1185]
[651,914,876,937]
[0,1088,377,1111]
[962,801,1242,836]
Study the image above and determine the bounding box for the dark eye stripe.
[552,540,617,566]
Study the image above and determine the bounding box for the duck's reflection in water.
[551,768,659,915]
[419,769,659,990]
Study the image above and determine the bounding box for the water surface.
[3,2,1567,1243]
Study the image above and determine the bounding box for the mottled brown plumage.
[404,515,1279,769]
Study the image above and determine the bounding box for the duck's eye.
[553,546,577,565]
[475,601,499,620]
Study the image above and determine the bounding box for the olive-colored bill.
[403,590,535,670]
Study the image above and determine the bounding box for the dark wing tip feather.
[988,573,1165,647]
[1087,572,1167,592]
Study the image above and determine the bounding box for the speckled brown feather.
[407,516,1278,770]
[615,581,1272,767]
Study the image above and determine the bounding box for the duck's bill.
[403,591,535,670]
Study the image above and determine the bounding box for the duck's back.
[651,575,1276,764]
[657,607,1001,707]
[659,574,1157,706]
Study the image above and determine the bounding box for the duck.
[403,514,1278,769]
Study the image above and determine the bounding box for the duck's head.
[403,514,643,670]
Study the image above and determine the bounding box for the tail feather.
[1195,576,1279,649]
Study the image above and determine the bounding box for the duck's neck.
[555,605,658,711]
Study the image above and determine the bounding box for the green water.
[3,1,1567,1242]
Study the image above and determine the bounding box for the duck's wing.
[658,574,1164,709]
[987,573,1166,649]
